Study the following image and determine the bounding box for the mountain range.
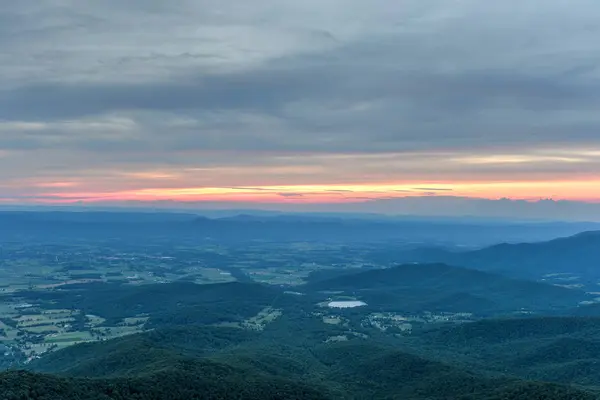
[1,211,599,246]
[390,230,600,283]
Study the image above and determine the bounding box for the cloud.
[278,192,305,198]
[230,187,273,191]
[1,1,600,203]
[412,188,453,192]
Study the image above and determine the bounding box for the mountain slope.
[408,231,600,281]
[24,328,598,400]
[30,326,257,377]
[305,264,586,315]
[422,317,600,345]
[11,281,288,327]
[315,342,594,400]
[1,365,331,400]
[411,317,600,387]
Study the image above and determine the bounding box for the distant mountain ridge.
[403,230,600,280]
[1,211,598,246]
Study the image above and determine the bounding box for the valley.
[1,237,594,364]
[1,212,600,398]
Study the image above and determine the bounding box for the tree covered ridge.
[0,368,330,400]
[9,325,598,399]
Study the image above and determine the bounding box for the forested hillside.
[20,326,598,400]
[304,263,587,315]
[396,231,600,282]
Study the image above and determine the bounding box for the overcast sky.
[1,1,600,214]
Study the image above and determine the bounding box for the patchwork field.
[0,240,393,362]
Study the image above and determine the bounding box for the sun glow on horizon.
[2,178,596,205]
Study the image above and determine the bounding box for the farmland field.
[0,239,393,362]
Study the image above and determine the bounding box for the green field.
[242,307,283,331]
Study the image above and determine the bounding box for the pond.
[327,301,367,309]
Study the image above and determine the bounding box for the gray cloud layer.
[1,0,600,192]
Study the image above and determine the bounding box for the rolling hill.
[22,326,597,400]
[304,264,587,315]
[411,317,600,387]
[9,281,293,327]
[30,326,257,377]
[2,364,330,400]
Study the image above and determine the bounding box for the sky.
[2,0,600,216]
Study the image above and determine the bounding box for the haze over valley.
[0,211,599,398]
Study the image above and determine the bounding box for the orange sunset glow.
[11,179,598,205]
[2,0,600,221]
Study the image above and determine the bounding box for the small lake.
[327,301,367,309]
